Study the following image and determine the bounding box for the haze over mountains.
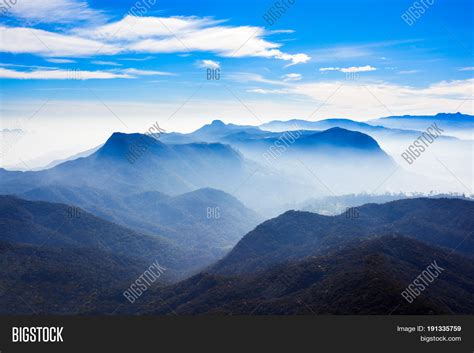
[0,113,473,315]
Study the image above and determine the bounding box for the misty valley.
[1,113,473,315]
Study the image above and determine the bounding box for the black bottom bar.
[0,315,472,353]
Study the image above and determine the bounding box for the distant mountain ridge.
[369,112,473,139]
[211,198,474,275]
[0,124,437,215]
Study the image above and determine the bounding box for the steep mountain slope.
[20,186,261,261]
[120,236,474,315]
[0,240,158,314]
[211,198,474,275]
[0,195,208,279]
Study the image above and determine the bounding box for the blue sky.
[0,0,473,165]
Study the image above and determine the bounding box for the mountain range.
[1,114,472,315]
[1,196,473,315]
[211,198,474,275]
[0,125,402,214]
[122,236,474,315]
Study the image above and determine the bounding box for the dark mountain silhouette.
[211,198,474,275]
[0,240,159,314]
[293,127,384,151]
[1,197,473,315]
[0,195,209,279]
[116,236,474,315]
[296,192,472,215]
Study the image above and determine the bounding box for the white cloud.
[119,56,155,61]
[246,88,288,94]
[0,67,132,80]
[0,26,120,57]
[340,65,376,73]
[278,53,310,67]
[45,58,76,64]
[228,72,288,86]
[196,60,220,69]
[1,14,310,66]
[91,60,122,66]
[398,70,420,74]
[78,15,223,40]
[282,73,302,82]
[319,67,340,72]
[124,22,310,65]
[120,68,175,76]
[288,79,473,118]
[319,65,376,73]
[310,40,422,63]
[459,67,474,71]
[6,0,106,24]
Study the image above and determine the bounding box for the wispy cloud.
[195,59,220,69]
[45,58,76,64]
[228,72,288,86]
[1,14,310,66]
[288,78,474,118]
[0,67,132,80]
[459,67,474,71]
[120,68,175,76]
[310,39,423,63]
[319,65,376,73]
[0,26,120,57]
[282,73,302,81]
[6,0,107,25]
[246,88,288,94]
[242,73,473,117]
[91,60,122,66]
[119,56,155,61]
[398,70,420,74]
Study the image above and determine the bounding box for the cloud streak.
[0,67,175,79]
[6,0,107,24]
[1,15,310,66]
[319,65,377,73]
[196,60,220,69]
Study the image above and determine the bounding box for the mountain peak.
[303,127,382,150]
[98,132,163,158]
[210,119,226,126]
